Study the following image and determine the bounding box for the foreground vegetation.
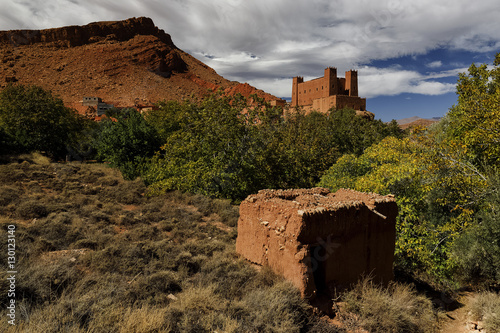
[0,156,445,332]
[0,157,335,332]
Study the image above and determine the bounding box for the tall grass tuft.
[468,292,500,332]
[338,277,436,333]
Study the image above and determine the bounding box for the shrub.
[164,284,235,333]
[5,301,87,333]
[29,214,83,249]
[452,169,500,285]
[16,200,49,219]
[145,271,182,294]
[240,281,311,333]
[196,251,264,300]
[94,108,161,180]
[0,185,20,206]
[187,194,239,227]
[101,179,146,205]
[117,305,171,333]
[338,278,436,333]
[17,257,82,304]
[468,292,500,332]
[70,239,99,250]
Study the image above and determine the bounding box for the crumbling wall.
[236,188,397,299]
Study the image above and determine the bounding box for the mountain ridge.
[396,116,440,129]
[0,17,280,111]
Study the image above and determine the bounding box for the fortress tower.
[291,68,366,114]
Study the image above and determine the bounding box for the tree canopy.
[94,108,161,180]
[0,84,84,158]
[144,94,403,200]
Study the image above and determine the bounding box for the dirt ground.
[440,292,482,333]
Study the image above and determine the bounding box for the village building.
[82,97,114,116]
[291,67,367,114]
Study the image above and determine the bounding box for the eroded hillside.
[0,17,279,111]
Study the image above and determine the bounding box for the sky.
[1,0,499,121]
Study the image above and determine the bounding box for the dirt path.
[440,292,478,333]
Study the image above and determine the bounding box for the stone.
[236,188,397,301]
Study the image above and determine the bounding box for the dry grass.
[337,277,437,333]
[0,156,340,332]
[468,292,500,332]
[1,155,443,332]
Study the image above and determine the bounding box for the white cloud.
[426,61,443,68]
[245,78,293,98]
[426,67,469,79]
[358,66,457,98]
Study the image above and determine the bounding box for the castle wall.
[295,77,329,106]
[291,68,365,113]
[310,95,366,113]
[334,95,366,111]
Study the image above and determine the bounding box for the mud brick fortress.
[292,67,367,114]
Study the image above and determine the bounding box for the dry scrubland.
[0,155,498,333]
[0,155,334,332]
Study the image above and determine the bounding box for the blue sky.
[1,0,499,121]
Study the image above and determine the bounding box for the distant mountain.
[0,17,280,112]
[396,116,440,129]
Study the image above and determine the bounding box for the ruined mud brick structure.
[236,188,397,300]
[82,97,114,116]
[291,67,367,114]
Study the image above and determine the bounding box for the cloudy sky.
[1,0,499,121]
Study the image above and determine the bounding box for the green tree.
[0,84,84,158]
[445,53,500,165]
[452,167,500,285]
[145,94,261,199]
[144,100,185,142]
[144,93,403,200]
[94,108,161,180]
[318,134,487,281]
[255,107,403,190]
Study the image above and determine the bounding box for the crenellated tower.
[290,67,367,115]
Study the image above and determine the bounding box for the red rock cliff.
[0,17,281,110]
[0,17,173,47]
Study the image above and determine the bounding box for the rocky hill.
[0,17,280,111]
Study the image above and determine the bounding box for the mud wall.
[236,188,397,299]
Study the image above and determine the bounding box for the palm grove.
[1,54,499,288]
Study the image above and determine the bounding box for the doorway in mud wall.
[310,245,327,292]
